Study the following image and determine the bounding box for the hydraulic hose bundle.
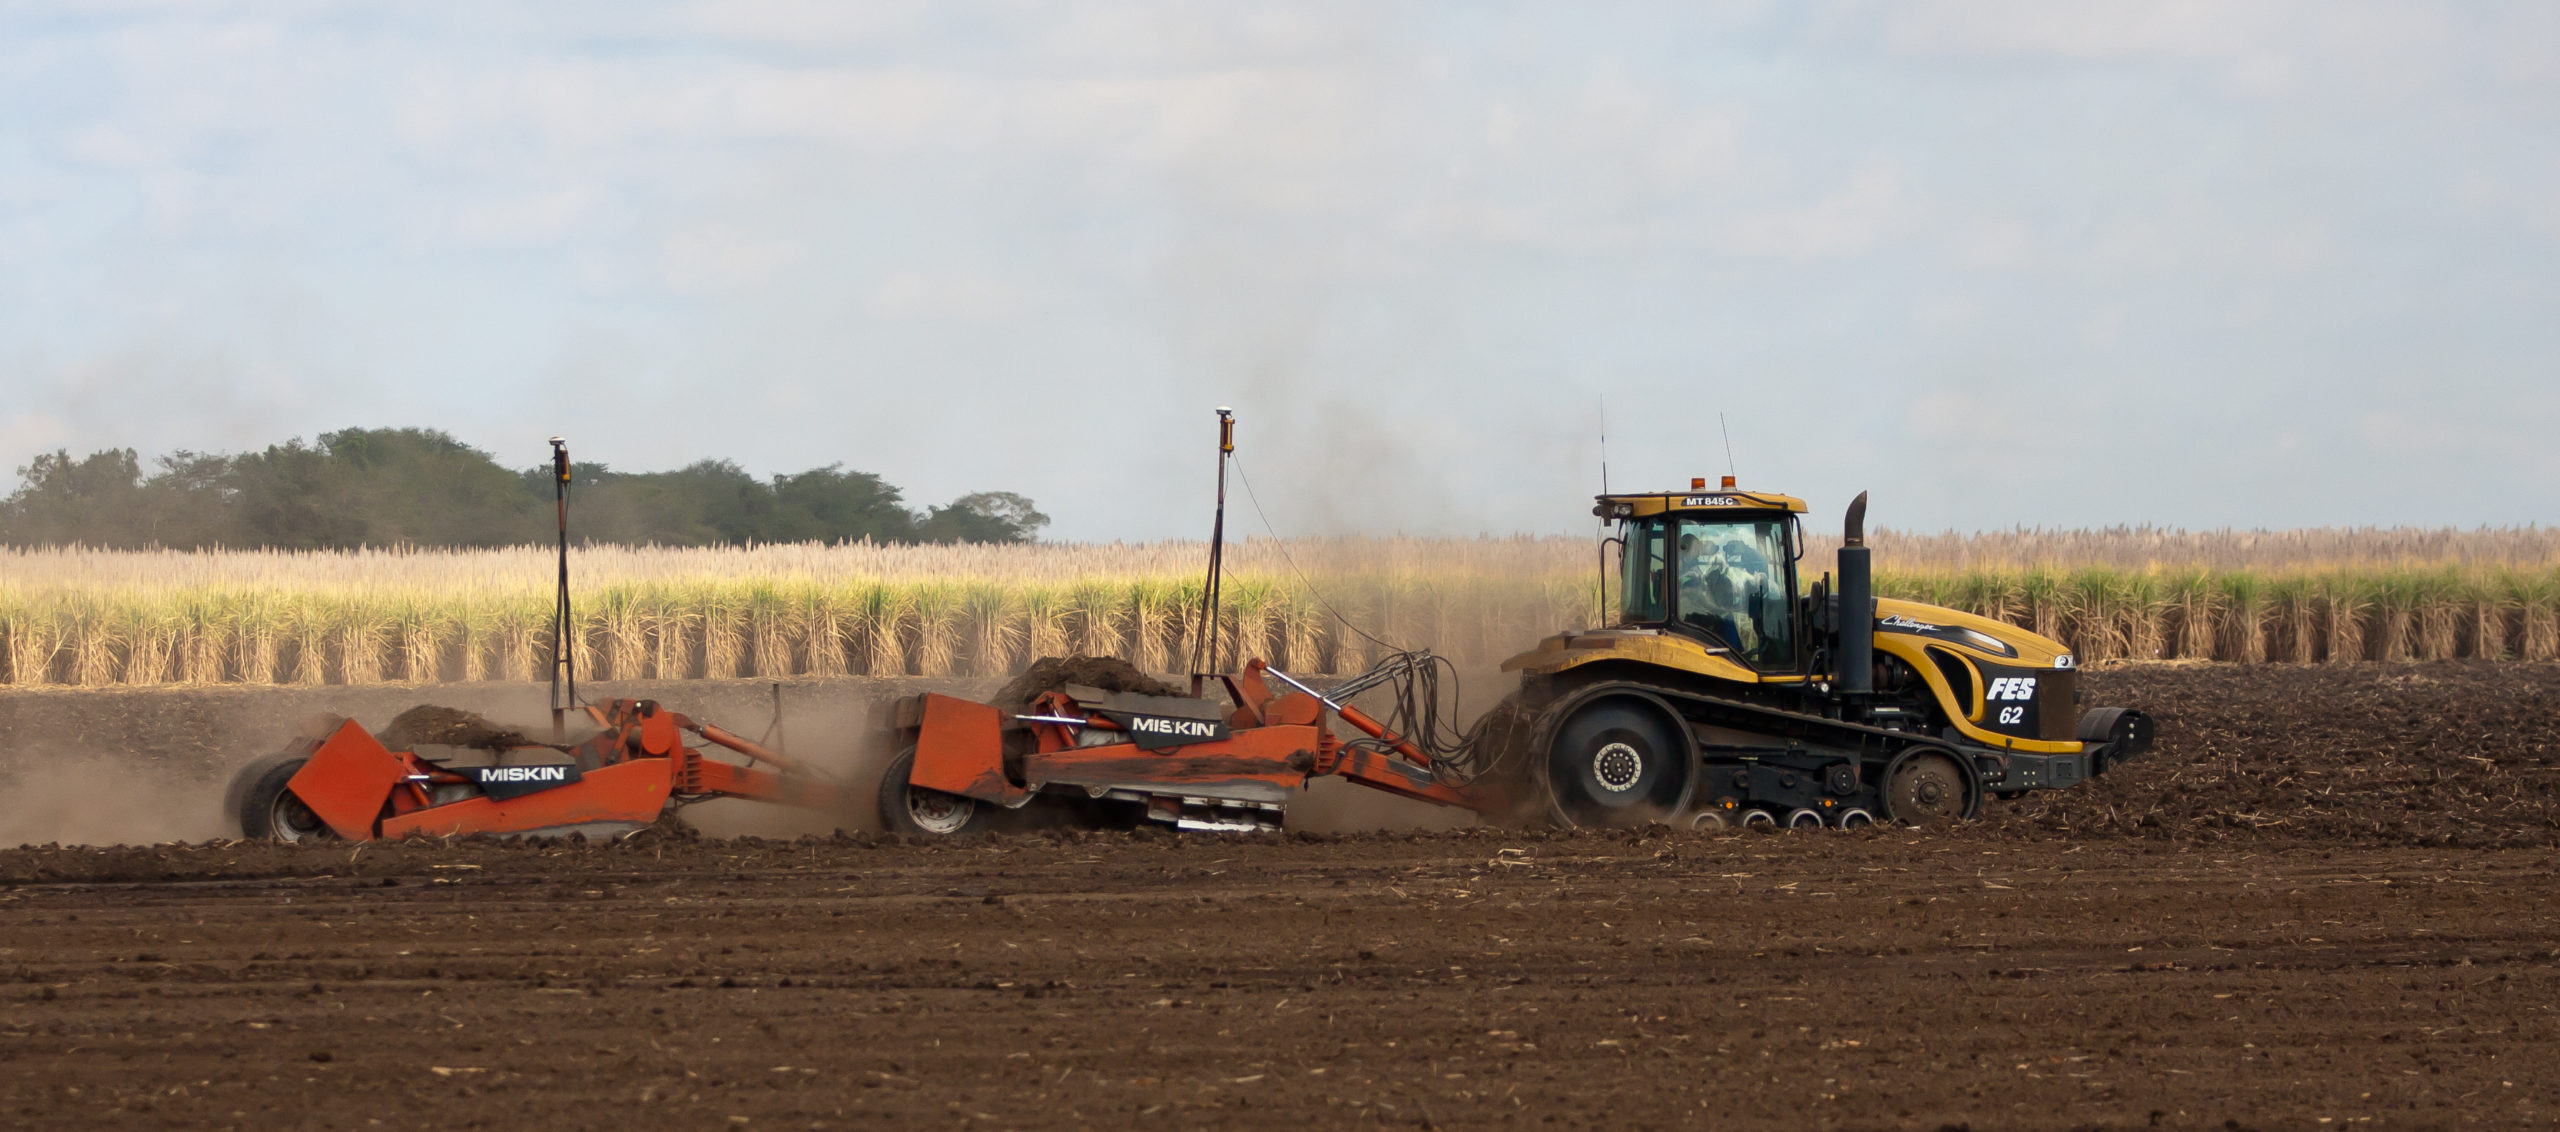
[1327,650,1528,789]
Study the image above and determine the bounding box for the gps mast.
[1189,407,1234,696]
[548,437,574,743]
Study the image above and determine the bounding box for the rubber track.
[1534,675,1954,768]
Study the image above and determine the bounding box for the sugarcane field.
[10,6,2560,1131]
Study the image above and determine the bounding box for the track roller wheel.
[1545,700,1691,828]
[877,747,989,837]
[1689,808,1732,831]
[1783,808,1825,830]
[1834,808,1877,830]
[1738,808,1776,829]
[1884,751,1972,828]
[237,757,332,842]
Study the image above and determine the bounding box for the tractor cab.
[1596,479,1809,671]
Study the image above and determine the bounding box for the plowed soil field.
[3,662,2559,1129]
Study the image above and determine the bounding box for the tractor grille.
[2039,668,2080,742]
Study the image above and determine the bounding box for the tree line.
[0,428,1048,549]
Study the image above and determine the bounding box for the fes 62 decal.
[1986,675,2036,727]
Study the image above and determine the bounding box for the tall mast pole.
[549,437,574,743]
[1191,408,1234,696]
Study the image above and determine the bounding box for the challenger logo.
[471,762,582,800]
[1104,711,1230,751]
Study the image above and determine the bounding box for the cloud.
[1844,0,2506,104]
[861,268,1023,320]
[1864,0,2292,61]
[0,411,75,471]
[62,123,163,168]
[2454,168,2560,245]
[2,343,313,479]
[3,2,2558,536]
[448,186,596,245]
[2359,389,2560,481]
[1952,216,2034,270]
[659,224,802,292]
[1721,162,1909,260]
[2082,207,2338,276]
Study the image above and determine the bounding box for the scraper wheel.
[237,757,332,842]
[878,748,989,837]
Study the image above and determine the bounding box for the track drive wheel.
[1884,751,1972,829]
[877,747,989,837]
[1545,700,1691,828]
[236,757,333,842]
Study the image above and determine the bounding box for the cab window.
[1673,518,1793,667]
[1619,519,1669,624]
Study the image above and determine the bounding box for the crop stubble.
[0,663,2557,1128]
[2,833,2556,1129]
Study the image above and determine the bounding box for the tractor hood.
[1872,598,2075,670]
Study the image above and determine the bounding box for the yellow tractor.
[1486,478,2152,829]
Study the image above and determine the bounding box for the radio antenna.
[1598,395,1611,497]
[1596,397,1612,628]
[1719,411,1737,480]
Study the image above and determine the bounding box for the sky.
[3,1,2556,541]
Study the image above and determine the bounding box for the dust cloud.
[0,757,233,847]
[669,693,905,839]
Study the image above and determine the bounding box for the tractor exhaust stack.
[1837,490,1873,695]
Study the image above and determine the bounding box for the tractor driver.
[1678,530,1772,655]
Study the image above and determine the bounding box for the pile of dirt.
[373,705,538,751]
[991,655,1181,708]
